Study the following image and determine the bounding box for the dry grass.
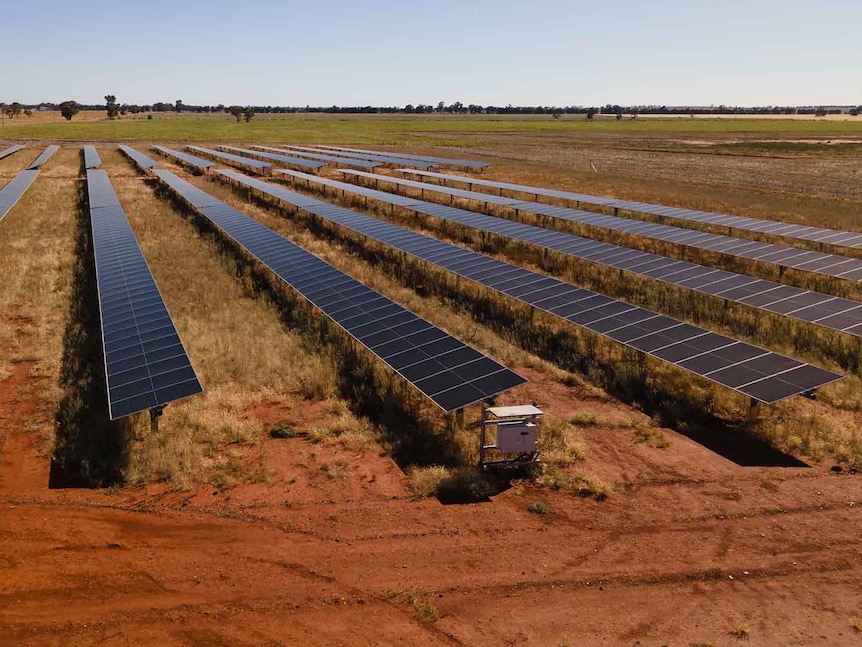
[534,464,612,501]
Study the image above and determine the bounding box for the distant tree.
[585,107,597,120]
[630,107,639,120]
[229,105,244,122]
[105,95,119,119]
[814,107,827,117]
[4,102,22,119]
[23,107,32,117]
[849,106,861,116]
[243,106,255,122]
[175,99,184,113]
[59,100,80,121]
[552,112,562,119]
[436,101,445,113]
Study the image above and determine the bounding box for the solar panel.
[150,169,526,412]
[118,145,158,169]
[401,169,862,257]
[83,145,102,169]
[253,145,381,170]
[0,145,25,161]
[319,145,490,170]
[87,169,203,419]
[281,146,438,170]
[186,146,272,174]
[26,145,59,170]
[371,170,862,284]
[152,146,215,172]
[0,170,40,224]
[220,168,842,404]
[332,171,862,337]
[218,146,325,172]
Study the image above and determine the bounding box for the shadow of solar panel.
[152,146,215,171]
[318,145,490,170]
[329,169,862,337]
[27,145,59,170]
[150,169,525,412]
[119,145,158,169]
[219,146,325,171]
[0,170,40,224]
[232,168,843,404]
[87,169,202,419]
[187,146,272,173]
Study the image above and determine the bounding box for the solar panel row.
[401,169,862,257]
[87,169,203,419]
[222,168,843,404]
[0,170,40,224]
[218,146,325,172]
[187,146,272,174]
[375,170,862,284]
[152,146,216,172]
[319,145,490,170]
[83,145,102,169]
[27,145,59,170]
[252,145,381,170]
[280,145,439,170]
[0,145,25,161]
[119,145,158,169]
[150,169,526,411]
[330,171,862,337]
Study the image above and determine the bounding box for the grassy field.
[2,112,862,145]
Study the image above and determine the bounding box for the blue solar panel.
[119,145,158,169]
[152,146,215,172]
[87,169,203,419]
[149,169,526,411]
[186,146,272,174]
[283,146,438,170]
[218,146,325,172]
[320,145,490,170]
[253,145,381,170]
[27,145,59,170]
[83,146,102,169]
[0,145,25,162]
[0,170,40,224]
[221,168,843,404]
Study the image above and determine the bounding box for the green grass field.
[2,113,862,144]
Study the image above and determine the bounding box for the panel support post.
[149,406,164,433]
[455,408,465,431]
[746,398,761,423]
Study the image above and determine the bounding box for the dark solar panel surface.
[87,169,203,419]
[153,169,525,411]
[119,145,158,169]
[254,145,381,169]
[0,170,40,223]
[187,146,272,173]
[218,146,325,171]
[0,145,25,161]
[83,145,102,169]
[365,171,862,283]
[332,171,862,336]
[26,145,59,170]
[319,145,490,169]
[152,146,215,171]
[402,169,862,255]
[281,147,438,170]
[230,168,842,404]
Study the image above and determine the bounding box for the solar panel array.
[87,169,203,419]
[187,146,272,174]
[0,170,40,224]
[226,168,842,404]
[367,170,862,284]
[330,171,862,336]
[83,145,102,169]
[319,145,490,170]
[332,171,862,338]
[218,146,325,172]
[151,168,526,411]
[0,145,25,161]
[401,169,862,255]
[280,146,438,170]
[26,145,59,170]
[253,145,381,170]
[119,145,158,169]
[152,145,216,172]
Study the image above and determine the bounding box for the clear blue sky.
[3,0,860,106]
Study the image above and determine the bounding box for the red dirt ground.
[1,355,861,646]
